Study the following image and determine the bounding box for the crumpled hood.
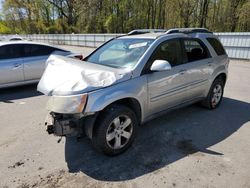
[37,55,132,96]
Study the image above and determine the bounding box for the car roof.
[119,28,216,40]
[0,40,69,51]
[120,33,207,40]
[120,33,164,39]
[118,32,215,40]
[0,40,52,46]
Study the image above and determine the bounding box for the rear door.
[23,44,58,81]
[0,44,24,85]
[180,38,213,100]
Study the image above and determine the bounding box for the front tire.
[202,78,224,109]
[92,104,138,156]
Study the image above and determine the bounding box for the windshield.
[86,38,154,68]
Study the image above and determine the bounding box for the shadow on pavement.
[0,84,42,102]
[65,97,250,181]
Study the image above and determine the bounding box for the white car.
[0,41,82,88]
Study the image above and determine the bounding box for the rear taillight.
[74,55,83,60]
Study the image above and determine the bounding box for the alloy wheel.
[211,84,222,107]
[106,115,133,150]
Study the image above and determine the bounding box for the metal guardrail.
[23,33,124,48]
[4,33,250,60]
[216,33,250,60]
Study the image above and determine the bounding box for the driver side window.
[149,39,183,67]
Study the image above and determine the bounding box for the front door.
[146,39,188,116]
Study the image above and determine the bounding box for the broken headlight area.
[46,94,88,114]
[45,112,83,137]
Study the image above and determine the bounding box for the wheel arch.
[83,97,143,139]
[204,71,227,99]
[102,97,142,124]
[215,72,227,85]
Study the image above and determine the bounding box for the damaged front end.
[38,55,132,138]
[45,111,98,139]
[43,93,88,138]
[44,93,88,137]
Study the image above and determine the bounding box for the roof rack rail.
[166,28,212,34]
[128,29,167,35]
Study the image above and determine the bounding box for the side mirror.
[150,60,172,72]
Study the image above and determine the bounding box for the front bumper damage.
[43,93,96,139]
[45,112,98,139]
[45,113,82,137]
[43,93,88,138]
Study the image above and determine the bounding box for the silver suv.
[38,28,229,155]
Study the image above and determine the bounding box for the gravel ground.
[0,46,250,188]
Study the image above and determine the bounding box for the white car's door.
[23,56,48,81]
[23,44,59,81]
[23,44,70,81]
[0,44,24,86]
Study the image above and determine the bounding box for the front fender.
[84,76,147,120]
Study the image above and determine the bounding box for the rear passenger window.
[206,38,226,56]
[23,44,58,57]
[0,45,21,60]
[149,39,183,67]
[183,39,210,62]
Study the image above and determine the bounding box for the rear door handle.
[207,62,212,67]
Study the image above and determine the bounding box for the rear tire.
[201,78,224,109]
[92,104,138,156]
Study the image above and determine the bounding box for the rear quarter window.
[206,38,226,56]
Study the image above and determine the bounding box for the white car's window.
[86,38,154,68]
[23,44,59,57]
[0,45,21,60]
